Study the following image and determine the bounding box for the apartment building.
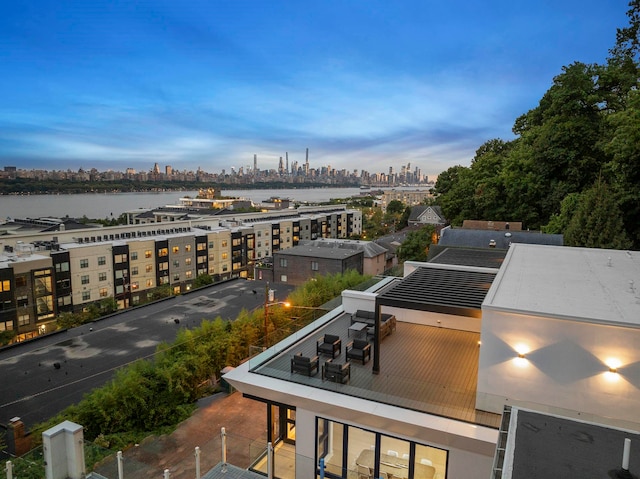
[379,189,432,212]
[65,243,115,310]
[0,206,362,339]
[127,238,157,306]
[0,245,56,340]
[224,244,640,479]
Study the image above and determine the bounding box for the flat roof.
[430,247,506,269]
[275,245,362,260]
[500,407,640,479]
[484,244,640,327]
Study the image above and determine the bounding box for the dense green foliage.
[397,226,436,262]
[434,3,640,249]
[29,271,369,450]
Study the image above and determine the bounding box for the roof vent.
[489,239,496,248]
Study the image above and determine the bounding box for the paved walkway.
[93,391,267,479]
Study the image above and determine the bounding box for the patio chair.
[290,353,319,377]
[316,334,342,358]
[346,339,371,365]
[322,358,351,383]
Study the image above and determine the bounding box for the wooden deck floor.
[255,313,501,429]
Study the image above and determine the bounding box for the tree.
[386,200,405,215]
[193,273,213,288]
[564,180,632,249]
[397,226,435,262]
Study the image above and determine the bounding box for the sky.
[0,1,630,180]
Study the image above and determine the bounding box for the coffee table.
[348,321,368,339]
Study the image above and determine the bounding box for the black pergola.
[371,266,497,373]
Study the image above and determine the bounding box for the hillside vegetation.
[434,2,640,250]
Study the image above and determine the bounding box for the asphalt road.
[0,278,294,429]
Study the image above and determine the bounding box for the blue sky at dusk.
[0,1,629,179]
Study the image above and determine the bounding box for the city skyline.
[0,1,628,179]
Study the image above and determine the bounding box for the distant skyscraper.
[165,165,172,176]
[254,154,257,172]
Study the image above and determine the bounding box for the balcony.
[250,312,501,428]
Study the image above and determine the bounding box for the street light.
[263,281,290,349]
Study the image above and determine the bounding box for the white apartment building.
[224,244,640,479]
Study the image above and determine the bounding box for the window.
[80,259,89,268]
[318,419,448,479]
[131,251,138,261]
[173,260,180,268]
[222,264,228,272]
[172,246,180,253]
[185,258,192,265]
[146,264,153,273]
[0,321,14,331]
[185,244,191,252]
[221,240,228,248]
[158,248,168,257]
[145,250,153,258]
[82,291,91,301]
[280,258,287,267]
[208,241,215,249]
[197,256,206,264]
[18,314,30,326]
[197,243,206,251]
[131,282,139,290]
[173,273,180,281]
[185,271,192,279]
[159,262,168,271]
[280,274,287,282]
[55,262,70,273]
[17,295,28,307]
[114,254,127,263]
[233,238,241,247]
[98,256,106,266]
[209,253,215,262]
[221,253,228,260]
[81,275,90,285]
[99,272,107,281]
[58,279,70,288]
[0,280,10,292]
[311,261,319,271]
[146,279,153,287]
[257,231,262,237]
[131,267,139,276]
[58,295,71,307]
[99,288,108,297]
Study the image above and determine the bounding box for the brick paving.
[92,391,267,479]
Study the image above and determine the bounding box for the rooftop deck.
[253,312,501,429]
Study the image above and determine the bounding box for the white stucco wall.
[476,309,640,425]
[386,306,481,333]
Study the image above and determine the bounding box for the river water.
[0,187,366,220]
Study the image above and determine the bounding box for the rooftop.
[498,407,640,479]
[252,311,501,429]
[485,244,640,327]
[274,245,363,260]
